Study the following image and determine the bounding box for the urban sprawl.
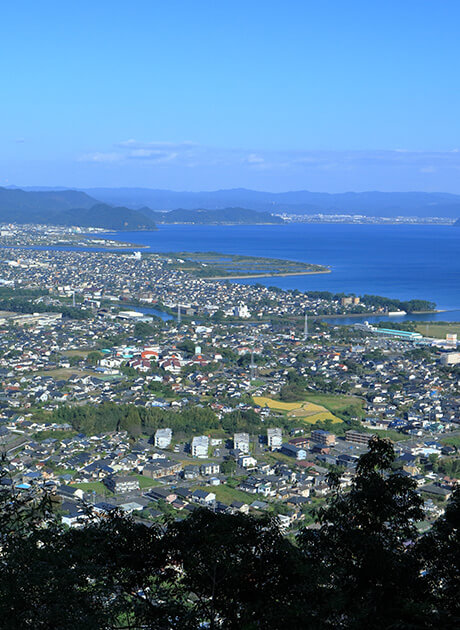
[0,224,458,531]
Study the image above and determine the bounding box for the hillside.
[82,187,460,218]
[0,187,96,214]
[0,188,156,229]
[150,207,284,224]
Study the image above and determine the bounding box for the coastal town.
[0,224,458,532]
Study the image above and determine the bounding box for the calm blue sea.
[105,224,460,312]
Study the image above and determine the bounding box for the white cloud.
[79,152,122,163]
[245,153,265,164]
[78,144,460,179]
[116,139,197,150]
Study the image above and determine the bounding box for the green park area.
[415,322,460,339]
[194,484,254,505]
[72,474,161,495]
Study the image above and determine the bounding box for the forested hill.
[0,187,156,229]
[150,207,284,224]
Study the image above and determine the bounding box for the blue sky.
[1,0,460,192]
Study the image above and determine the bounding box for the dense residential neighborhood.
[0,225,457,533]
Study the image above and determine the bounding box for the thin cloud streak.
[77,142,460,189]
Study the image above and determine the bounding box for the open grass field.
[36,368,97,379]
[72,481,108,494]
[195,484,254,505]
[73,476,161,494]
[441,434,460,449]
[415,322,460,339]
[302,393,364,414]
[253,396,343,424]
[133,474,162,489]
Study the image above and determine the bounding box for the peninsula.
[163,251,329,278]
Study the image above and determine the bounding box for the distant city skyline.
[1,1,460,192]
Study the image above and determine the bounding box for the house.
[267,427,282,451]
[146,487,178,503]
[60,501,88,528]
[142,459,182,479]
[277,513,292,531]
[191,435,209,458]
[310,429,336,446]
[420,484,452,500]
[230,500,250,514]
[103,475,140,494]
[191,489,216,506]
[238,455,257,469]
[200,462,220,476]
[233,432,250,453]
[289,437,310,450]
[182,465,200,480]
[154,428,172,449]
[281,443,307,460]
[57,485,84,501]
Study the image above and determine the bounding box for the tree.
[298,437,426,629]
[220,459,236,475]
[118,406,142,438]
[177,339,195,356]
[86,351,102,366]
[165,509,310,629]
[133,321,156,338]
[417,486,460,627]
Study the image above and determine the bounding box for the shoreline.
[202,269,331,280]
[312,309,442,320]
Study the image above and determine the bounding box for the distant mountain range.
[2,187,460,227]
[0,188,284,228]
[77,187,460,218]
[0,188,156,229]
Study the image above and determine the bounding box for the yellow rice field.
[253,396,342,424]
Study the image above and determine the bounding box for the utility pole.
[72,291,76,307]
[177,304,181,325]
[250,348,256,381]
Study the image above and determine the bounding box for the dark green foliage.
[361,294,436,313]
[165,510,310,629]
[298,437,427,629]
[49,402,219,438]
[176,339,195,355]
[133,321,158,338]
[0,297,92,319]
[220,409,262,433]
[237,352,265,367]
[0,440,458,629]
[279,370,307,401]
[86,351,103,365]
[220,459,237,475]
[416,486,460,627]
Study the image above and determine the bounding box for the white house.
[191,435,209,458]
[154,428,172,449]
[234,432,250,453]
[267,428,283,451]
[238,455,257,469]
